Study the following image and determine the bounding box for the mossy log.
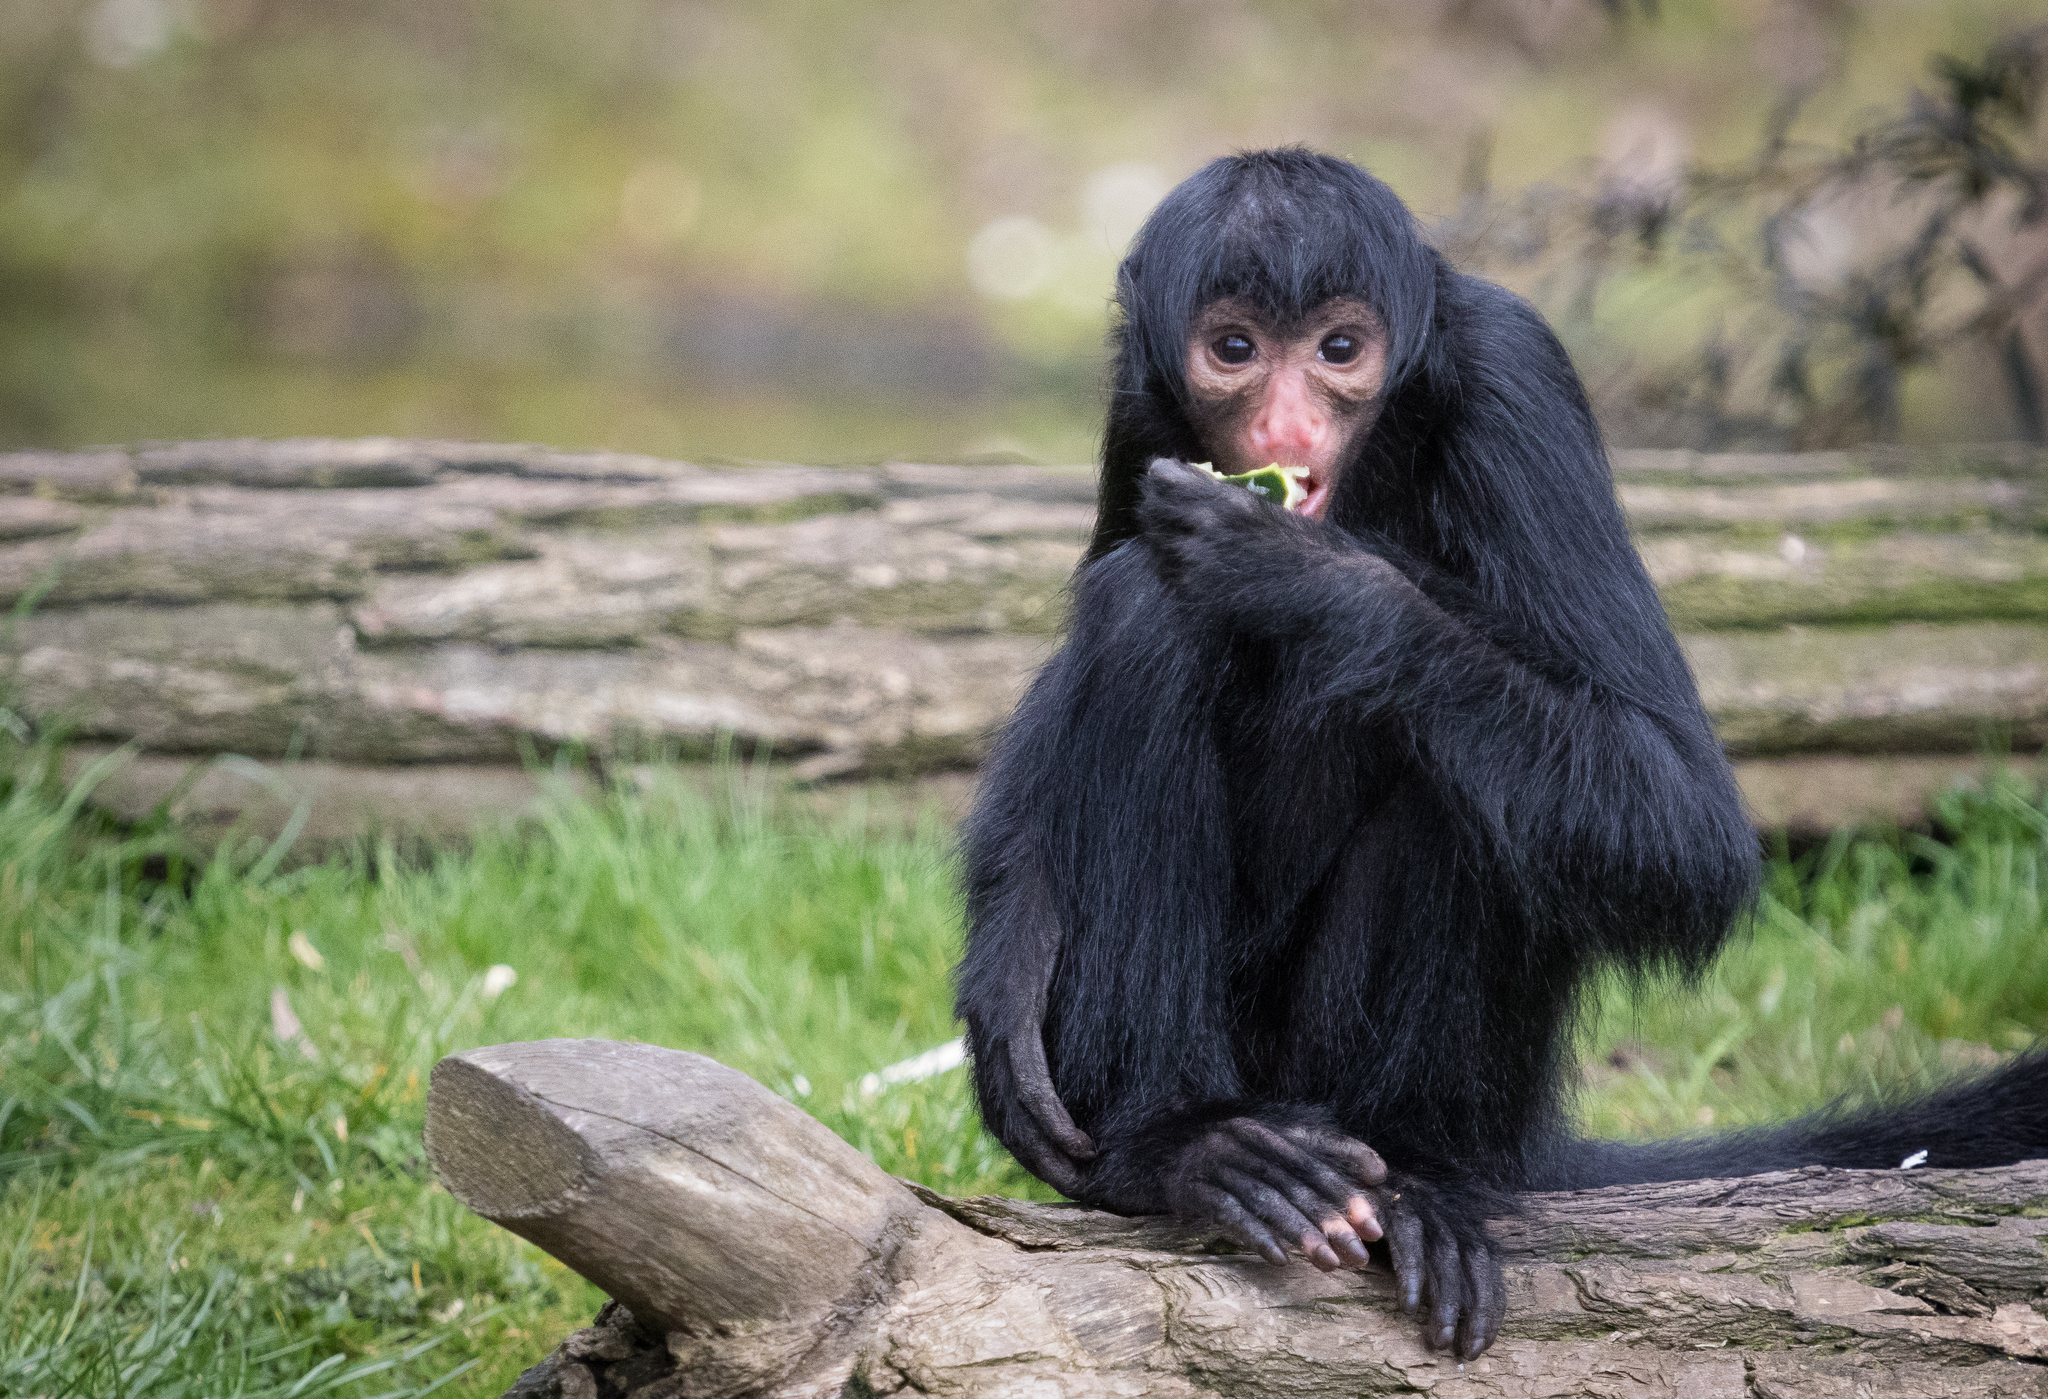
[2,440,2044,843]
[425,1039,2048,1398]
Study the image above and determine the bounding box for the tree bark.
[425,1039,2048,1398]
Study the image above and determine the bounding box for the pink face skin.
[1182,297,1391,521]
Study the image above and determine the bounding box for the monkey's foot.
[1373,1176,1507,1361]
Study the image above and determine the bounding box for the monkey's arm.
[1136,458,1754,970]
[971,554,1428,1308]
[954,848,1096,1195]
[1127,465,1612,1358]
[960,550,1395,1266]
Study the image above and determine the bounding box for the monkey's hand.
[1137,456,1299,578]
[1137,457,1405,635]
[1167,1116,1388,1273]
[973,1023,1097,1196]
[1372,1176,1508,1361]
[1136,457,1356,597]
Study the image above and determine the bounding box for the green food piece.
[1191,461,1310,510]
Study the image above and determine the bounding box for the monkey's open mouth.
[1290,466,1330,518]
[1238,461,1321,515]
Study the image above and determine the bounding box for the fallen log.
[424,1039,2048,1398]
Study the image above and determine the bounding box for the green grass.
[0,741,2044,1395]
[1581,771,2048,1137]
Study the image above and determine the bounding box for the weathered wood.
[424,1040,925,1397]
[427,1039,2048,1399]
[3,440,2045,799]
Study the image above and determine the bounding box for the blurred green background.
[3,0,2044,465]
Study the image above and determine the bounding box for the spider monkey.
[957,147,2048,1359]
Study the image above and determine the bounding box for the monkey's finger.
[1223,1120,1361,1198]
[1317,1214,1372,1269]
[1211,1165,1341,1271]
[1138,459,1238,532]
[1208,1164,1330,1266]
[1138,461,1198,511]
[1198,1138,1360,1240]
[1001,1109,1084,1197]
[1342,1192,1384,1241]
[1282,1125,1389,1188]
[1191,1182,1288,1266]
[1423,1228,1465,1353]
[1144,456,1205,488]
[1237,1160,1372,1269]
[1455,1240,1506,1361]
[1267,1137,1386,1237]
[1221,1124,1380,1249]
[1004,1033,1096,1159]
[1381,1195,1427,1315]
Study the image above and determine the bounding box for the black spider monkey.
[957,147,2048,1360]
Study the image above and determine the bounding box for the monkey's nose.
[1252,377,1326,460]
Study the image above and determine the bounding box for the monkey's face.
[1181,297,1389,521]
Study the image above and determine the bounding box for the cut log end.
[425,1037,926,1375]
[423,1054,598,1220]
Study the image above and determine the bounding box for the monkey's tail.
[1546,1048,2048,1189]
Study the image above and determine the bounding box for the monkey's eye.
[1212,334,1255,365]
[1319,333,1360,365]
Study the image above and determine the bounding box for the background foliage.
[2,0,2045,463]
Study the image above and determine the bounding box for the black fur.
[956,148,2048,1358]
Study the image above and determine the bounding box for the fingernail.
[1349,1201,1382,1240]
